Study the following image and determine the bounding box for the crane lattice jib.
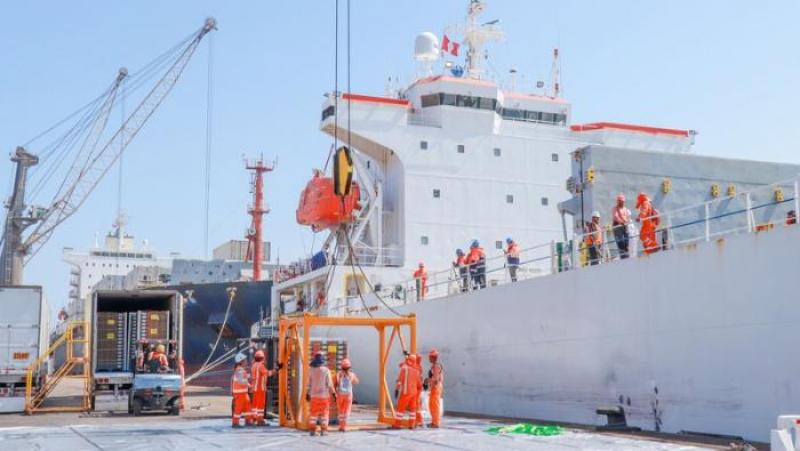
[23,18,216,262]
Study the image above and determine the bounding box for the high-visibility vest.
[231,366,250,394]
[336,370,359,395]
[584,223,603,246]
[251,362,270,393]
[396,362,421,396]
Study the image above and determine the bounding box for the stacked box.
[138,310,170,341]
[96,312,127,371]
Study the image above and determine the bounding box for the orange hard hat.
[341,358,351,369]
[429,349,439,359]
[636,192,648,206]
[405,354,415,364]
[254,350,265,361]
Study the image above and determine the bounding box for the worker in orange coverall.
[425,349,445,428]
[334,358,359,432]
[413,262,428,299]
[231,352,253,427]
[306,351,335,436]
[393,354,422,429]
[251,349,281,426]
[636,192,660,254]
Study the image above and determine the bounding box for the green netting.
[485,423,563,436]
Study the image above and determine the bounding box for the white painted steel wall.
[327,224,800,442]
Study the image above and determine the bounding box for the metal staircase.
[25,321,91,414]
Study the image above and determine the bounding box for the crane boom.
[0,17,216,285]
[23,18,216,262]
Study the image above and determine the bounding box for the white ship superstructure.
[62,217,171,323]
[272,1,800,442]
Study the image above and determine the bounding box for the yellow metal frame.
[25,320,91,414]
[278,312,416,430]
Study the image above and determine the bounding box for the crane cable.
[203,32,214,259]
[186,286,236,383]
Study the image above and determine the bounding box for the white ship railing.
[335,176,799,313]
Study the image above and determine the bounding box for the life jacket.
[413,268,427,280]
[467,247,485,266]
[506,243,520,263]
[231,365,250,394]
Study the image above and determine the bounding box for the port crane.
[0,18,216,286]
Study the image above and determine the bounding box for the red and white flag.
[441,34,459,57]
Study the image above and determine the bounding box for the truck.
[0,286,49,413]
[91,289,183,415]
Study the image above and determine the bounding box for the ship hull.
[170,280,270,387]
[326,225,799,442]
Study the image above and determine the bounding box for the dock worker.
[306,351,335,436]
[611,194,632,259]
[424,349,444,428]
[147,343,169,373]
[636,192,660,254]
[413,262,428,300]
[453,249,469,292]
[467,240,486,290]
[334,358,359,432]
[393,353,422,429]
[251,349,280,426]
[504,238,521,282]
[231,352,253,428]
[584,212,603,265]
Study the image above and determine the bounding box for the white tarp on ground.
[0,417,713,450]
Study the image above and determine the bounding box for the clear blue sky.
[2,1,799,316]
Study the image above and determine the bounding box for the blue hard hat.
[506,237,513,244]
[471,240,479,248]
[456,249,464,255]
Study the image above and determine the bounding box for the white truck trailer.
[0,286,48,413]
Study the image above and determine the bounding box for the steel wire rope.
[188,288,236,381]
[203,33,214,259]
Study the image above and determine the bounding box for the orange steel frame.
[278,312,416,430]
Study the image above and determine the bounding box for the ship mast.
[462,0,504,80]
[245,157,273,281]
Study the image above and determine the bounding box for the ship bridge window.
[321,105,335,121]
[420,236,429,245]
[506,194,514,204]
[420,140,428,150]
[541,197,549,206]
[551,153,559,162]
[493,148,501,157]
[457,144,465,154]
[421,94,439,107]
[495,240,503,249]
[433,189,441,198]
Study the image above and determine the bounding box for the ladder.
[25,321,91,414]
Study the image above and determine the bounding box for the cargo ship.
[271,0,800,443]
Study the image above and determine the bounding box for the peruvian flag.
[441,34,459,56]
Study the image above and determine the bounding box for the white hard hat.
[234,352,246,364]
[592,211,601,218]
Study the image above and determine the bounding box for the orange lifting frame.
[278,312,416,430]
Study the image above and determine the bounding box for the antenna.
[244,156,274,281]
[549,48,561,98]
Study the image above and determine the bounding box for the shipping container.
[91,289,183,412]
[0,286,49,413]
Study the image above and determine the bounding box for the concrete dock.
[0,383,751,450]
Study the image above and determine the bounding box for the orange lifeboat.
[296,171,361,232]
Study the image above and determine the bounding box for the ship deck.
[0,382,756,450]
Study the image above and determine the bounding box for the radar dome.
[414,32,440,61]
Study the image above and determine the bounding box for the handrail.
[329,175,800,313]
[25,320,90,413]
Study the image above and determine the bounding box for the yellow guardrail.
[24,321,90,414]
